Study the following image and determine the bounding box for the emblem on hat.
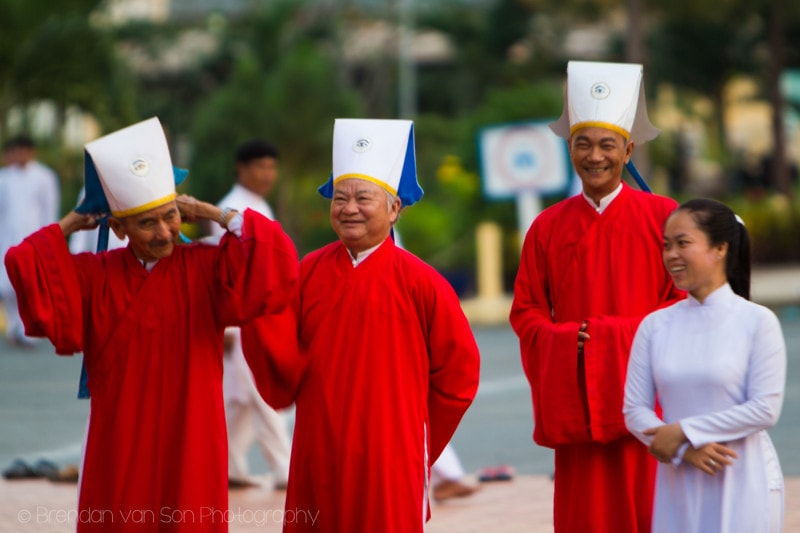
[352,138,372,153]
[130,158,150,177]
[590,82,610,100]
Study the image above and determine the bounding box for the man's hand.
[644,422,687,462]
[684,443,737,475]
[59,211,99,236]
[176,194,235,228]
[223,331,236,359]
[578,321,590,355]
[176,194,212,222]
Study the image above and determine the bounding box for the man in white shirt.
[0,135,60,347]
[209,139,293,490]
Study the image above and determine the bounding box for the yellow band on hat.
[111,192,178,218]
[333,173,398,197]
[569,121,630,140]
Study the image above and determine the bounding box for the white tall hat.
[84,117,177,218]
[318,118,423,207]
[549,61,659,144]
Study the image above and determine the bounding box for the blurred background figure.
[431,443,480,502]
[209,138,293,490]
[0,135,60,348]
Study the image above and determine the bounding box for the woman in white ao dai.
[624,199,786,533]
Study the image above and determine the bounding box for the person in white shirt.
[209,139,293,490]
[624,198,786,533]
[0,135,60,347]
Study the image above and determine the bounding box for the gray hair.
[384,190,401,220]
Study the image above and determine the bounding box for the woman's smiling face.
[662,209,728,302]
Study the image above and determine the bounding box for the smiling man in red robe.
[4,117,297,532]
[509,62,684,533]
[242,118,480,532]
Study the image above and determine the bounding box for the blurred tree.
[647,17,757,167]
[765,0,793,197]
[0,0,137,215]
[646,0,800,196]
[417,0,550,117]
[0,0,136,139]
[400,81,564,287]
[188,41,362,252]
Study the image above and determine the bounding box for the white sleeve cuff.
[226,212,244,237]
[671,442,690,466]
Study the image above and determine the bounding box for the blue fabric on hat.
[75,150,109,215]
[397,125,423,207]
[317,172,334,199]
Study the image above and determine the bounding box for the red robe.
[509,184,684,533]
[4,210,297,532]
[242,237,480,532]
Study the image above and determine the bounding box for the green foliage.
[647,17,759,98]
[398,81,565,283]
[0,1,133,137]
[187,40,362,252]
[728,193,800,263]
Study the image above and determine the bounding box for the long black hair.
[675,198,751,300]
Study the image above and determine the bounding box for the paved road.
[1,309,799,477]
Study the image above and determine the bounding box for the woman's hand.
[684,443,738,475]
[644,422,687,462]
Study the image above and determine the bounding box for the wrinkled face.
[330,179,400,254]
[568,127,633,201]
[663,210,727,301]
[237,156,278,197]
[110,201,182,263]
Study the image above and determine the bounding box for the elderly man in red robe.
[4,117,298,532]
[242,118,481,532]
[509,61,685,533]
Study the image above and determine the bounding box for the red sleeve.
[3,224,84,355]
[240,290,307,410]
[509,225,587,447]
[214,208,299,326]
[422,272,481,463]
[583,287,682,442]
[581,315,640,442]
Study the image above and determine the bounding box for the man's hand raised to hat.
[59,211,100,236]
[176,194,216,223]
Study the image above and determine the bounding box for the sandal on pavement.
[477,465,516,482]
[31,459,60,479]
[2,459,36,480]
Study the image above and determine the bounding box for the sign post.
[478,120,571,248]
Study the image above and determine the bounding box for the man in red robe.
[3,118,298,532]
[242,119,481,532]
[509,62,684,532]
